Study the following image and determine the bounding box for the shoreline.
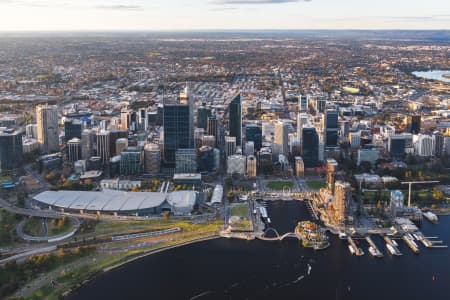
[65,235,222,298]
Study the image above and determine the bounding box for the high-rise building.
[295,156,304,177]
[198,146,214,172]
[194,128,205,149]
[297,113,309,139]
[245,124,262,151]
[334,181,351,224]
[406,115,421,134]
[433,131,444,157]
[81,129,95,160]
[138,108,148,131]
[388,135,406,159]
[110,130,128,157]
[229,93,242,146]
[96,130,111,165]
[144,143,161,175]
[301,126,319,168]
[246,155,257,178]
[348,131,361,149]
[175,148,197,173]
[64,119,82,143]
[197,104,211,130]
[225,136,237,157]
[414,134,434,157]
[244,141,255,156]
[274,121,289,159]
[163,87,194,166]
[36,105,59,154]
[207,115,219,138]
[67,138,81,162]
[324,110,339,147]
[115,138,128,156]
[120,147,143,176]
[121,108,132,130]
[227,155,246,175]
[326,159,339,194]
[202,135,216,148]
[0,129,23,174]
[26,124,38,139]
[298,94,309,112]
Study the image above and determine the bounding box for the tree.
[432,187,444,201]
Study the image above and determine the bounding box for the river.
[412,70,450,83]
[69,201,450,300]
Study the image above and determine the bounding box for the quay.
[383,236,402,256]
[365,236,383,257]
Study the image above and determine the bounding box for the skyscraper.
[96,130,111,165]
[274,121,289,159]
[324,109,339,147]
[0,129,23,174]
[245,124,262,151]
[36,104,59,154]
[298,94,308,112]
[197,104,211,130]
[120,147,143,176]
[64,119,82,143]
[334,181,351,224]
[301,126,319,168]
[433,131,444,158]
[207,115,219,138]
[406,115,421,134]
[229,92,242,146]
[67,138,81,162]
[175,148,197,173]
[163,86,194,166]
[144,143,161,175]
[326,159,339,194]
[81,129,95,161]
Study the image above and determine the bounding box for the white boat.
[423,211,439,223]
[267,218,271,224]
[369,246,377,257]
[348,245,355,255]
[386,243,396,255]
[391,240,398,247]
[338,232,347,240]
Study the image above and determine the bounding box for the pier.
[365,236,383,257]
[347,237,364,256]
[402,235,420,254]
[383,236,402,256]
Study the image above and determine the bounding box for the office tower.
[175,149,197,173]
[244,141,255,156]
[139,108,148,131]
[109,130,128,157]
[121,108,132,130]
[414,134,434,157]
[194,128,205,149]
[202,135,216,148]
[274,121,289,158]
[295,156,304,177]
[433,131,444,157]
[0,130,23,174]
[301,126,319,168]
[340,121,350,140]
[26,124,38,139]
[120,147,143,176]
[246,155,257,178]
[348,131,361,149]
[324,110,339,147]
[144,143,161,175]
[207,115,219,137]
[406,115,421,134]
[115,138,128,156]
[225,136,237,157]
[227,155,246,175]
[245,124,262,151]
[357,148,380,166]
[96,130,111,165]
[67,138,81,162]
[163,87,194,166]
[64,119,82,143]
[198,145,214,172]
[197,104,211,130]
[36,104,59,154]
[334,181,351,224]
[229,92,242,146]
[298,94,308,112]
[326,159,339,194]
[81,129,95,160]
[312,98,326,113]
[297,113,309,139]
[388,135,406,159]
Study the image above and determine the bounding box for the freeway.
[0,245,58,265]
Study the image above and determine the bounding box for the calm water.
[70,201,450,300]
[413,70,450,83]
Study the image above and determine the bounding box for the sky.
[0,0,449,31]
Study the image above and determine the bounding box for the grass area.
[0,209,21,247]
[306,180,326,190]
[266,181,293,190]
[23,217,45,236]
[230,204,250,218]
[23,217,74,237]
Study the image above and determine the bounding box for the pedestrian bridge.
[256,227,301,242]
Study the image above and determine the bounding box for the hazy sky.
[0,0,449,31]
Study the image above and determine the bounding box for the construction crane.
[401,181,440,207]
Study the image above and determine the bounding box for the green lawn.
[306,180,326,190]
[230,204,250,218]
[266,181,293,190]
[0,209,20,246]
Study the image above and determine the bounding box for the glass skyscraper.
[325,109,339,147]
[229,93,242,146]
[301,127,319,168]
[245,124,262,151]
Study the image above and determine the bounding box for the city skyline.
[0,0,450,31]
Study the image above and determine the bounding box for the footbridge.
[256,228,302,242]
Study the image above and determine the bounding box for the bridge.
[256,228,302,242]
